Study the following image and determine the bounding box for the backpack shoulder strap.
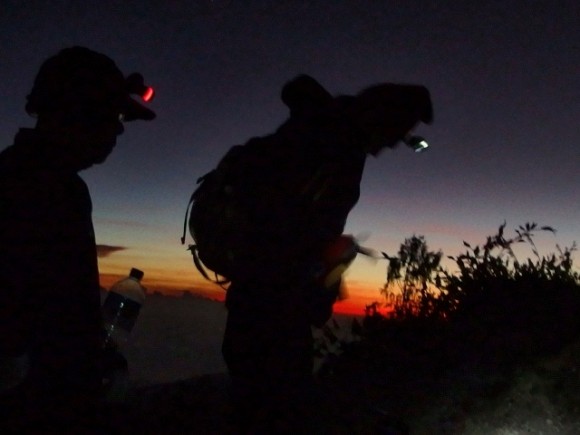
[180,170,214,245]
[187,244,230,287]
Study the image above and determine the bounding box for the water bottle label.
[102,292,142,333]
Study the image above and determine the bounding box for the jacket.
[0,128,102,390]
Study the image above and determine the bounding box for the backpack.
[181,120,358,287]
[181,143,254,285]
[181,132,314,284]
[180,136,363,326]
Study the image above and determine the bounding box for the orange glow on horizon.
[99,272,226,300]
[99,271,382,318]
[97,236,389,317]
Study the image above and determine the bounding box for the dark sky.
[1,0,579,300]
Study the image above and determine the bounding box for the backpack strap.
[180,171,214,245]
[187,245,230,287]
[181,171,230,288]
[180,193,194,245]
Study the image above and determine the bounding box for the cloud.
[96,245,127,258]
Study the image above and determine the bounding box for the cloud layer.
[96,245,127,258]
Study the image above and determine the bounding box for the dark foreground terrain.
[105,330,580,434]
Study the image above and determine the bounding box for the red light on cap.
[126,73,155,103]
[142,86,154,102]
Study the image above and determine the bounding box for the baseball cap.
[25,46,155,121]
[281,74,333,117]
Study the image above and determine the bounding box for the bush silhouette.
[370,223,580,365]
[321,224,580,435]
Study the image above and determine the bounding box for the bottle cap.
[129,268,144,281]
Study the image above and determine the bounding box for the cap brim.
[123,97,156,121]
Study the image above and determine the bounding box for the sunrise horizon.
[99,271,383,317]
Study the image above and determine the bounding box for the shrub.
[375,223,580,363]
[381,235,443,320]
[381,223,579,322]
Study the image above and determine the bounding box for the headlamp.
[404,135,429,153]
[126,73,155,102]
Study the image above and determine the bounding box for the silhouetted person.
[0,47,155,432]
[221,75,432,432]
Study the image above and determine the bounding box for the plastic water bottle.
[102,268,146,350]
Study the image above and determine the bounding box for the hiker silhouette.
[218,74,433,432]
[0,46,155,431]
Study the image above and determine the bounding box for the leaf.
[498,221,506,237]
[541,226,556,233]
[381,252,391,259]
[525,222,537,231]
[463,241,471,248]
